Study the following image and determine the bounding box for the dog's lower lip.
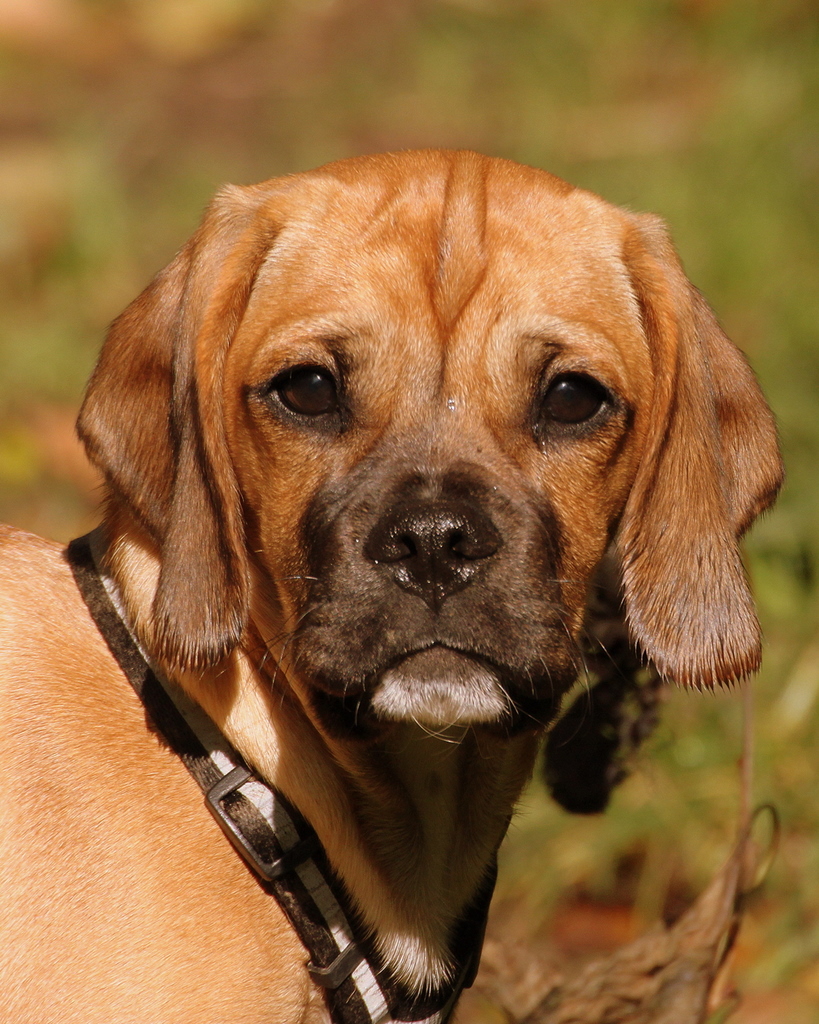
[370,645,510,726]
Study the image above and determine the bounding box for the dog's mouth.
[304,642,565,736]
[369,646,509,727]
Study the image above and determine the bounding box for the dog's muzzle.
[362,498,507,725]
[294,468,578,734]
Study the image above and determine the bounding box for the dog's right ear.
[615,213,782,688]
[78,183,281,671]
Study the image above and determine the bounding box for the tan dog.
[0,151,782,1024]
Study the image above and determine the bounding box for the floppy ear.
[616,214,783,688]
[78,183,280,671]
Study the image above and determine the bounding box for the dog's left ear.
[78,183,281,671]
[616,213,783,688]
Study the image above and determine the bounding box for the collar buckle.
[205,766,320,881]
[307,942,365,989]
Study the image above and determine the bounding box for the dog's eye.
[273,366,339,417]
[541,373,608,424]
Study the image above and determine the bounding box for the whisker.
[407,713,465,744]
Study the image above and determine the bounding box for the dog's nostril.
[376,532,417,563]
[449,525,499,561]
[398,534,417,559]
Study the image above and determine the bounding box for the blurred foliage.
[1,0,818,1017]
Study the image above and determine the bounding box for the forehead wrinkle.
[320,167,455,399]
[433,152,489,333]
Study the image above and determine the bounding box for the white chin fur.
[370,648,508,726]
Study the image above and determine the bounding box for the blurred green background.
[1,0,817,1019]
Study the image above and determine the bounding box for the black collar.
[66,532,495,1024]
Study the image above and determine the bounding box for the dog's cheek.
[226,424,329,622]
[562,537,614,635]
[531,438,638,633]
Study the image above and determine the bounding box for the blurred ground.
[1,2,818,1020]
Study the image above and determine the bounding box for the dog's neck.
[103,521,539,992]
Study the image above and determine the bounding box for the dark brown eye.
[542,373,608,424]
[274,366,338,416]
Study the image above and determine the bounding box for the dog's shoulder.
[1,522,69,591]
[0,525,127,732]
[0,521,63,565]
[0,525,90,654]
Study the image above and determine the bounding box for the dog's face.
[224,169,648,733]
[78,151,782,735]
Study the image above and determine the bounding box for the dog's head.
[78,151,782,735]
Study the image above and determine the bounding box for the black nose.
[364,500,501,610]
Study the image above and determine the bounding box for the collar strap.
[66,533,493,1024]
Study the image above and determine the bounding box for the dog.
[0,150,782,1024]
